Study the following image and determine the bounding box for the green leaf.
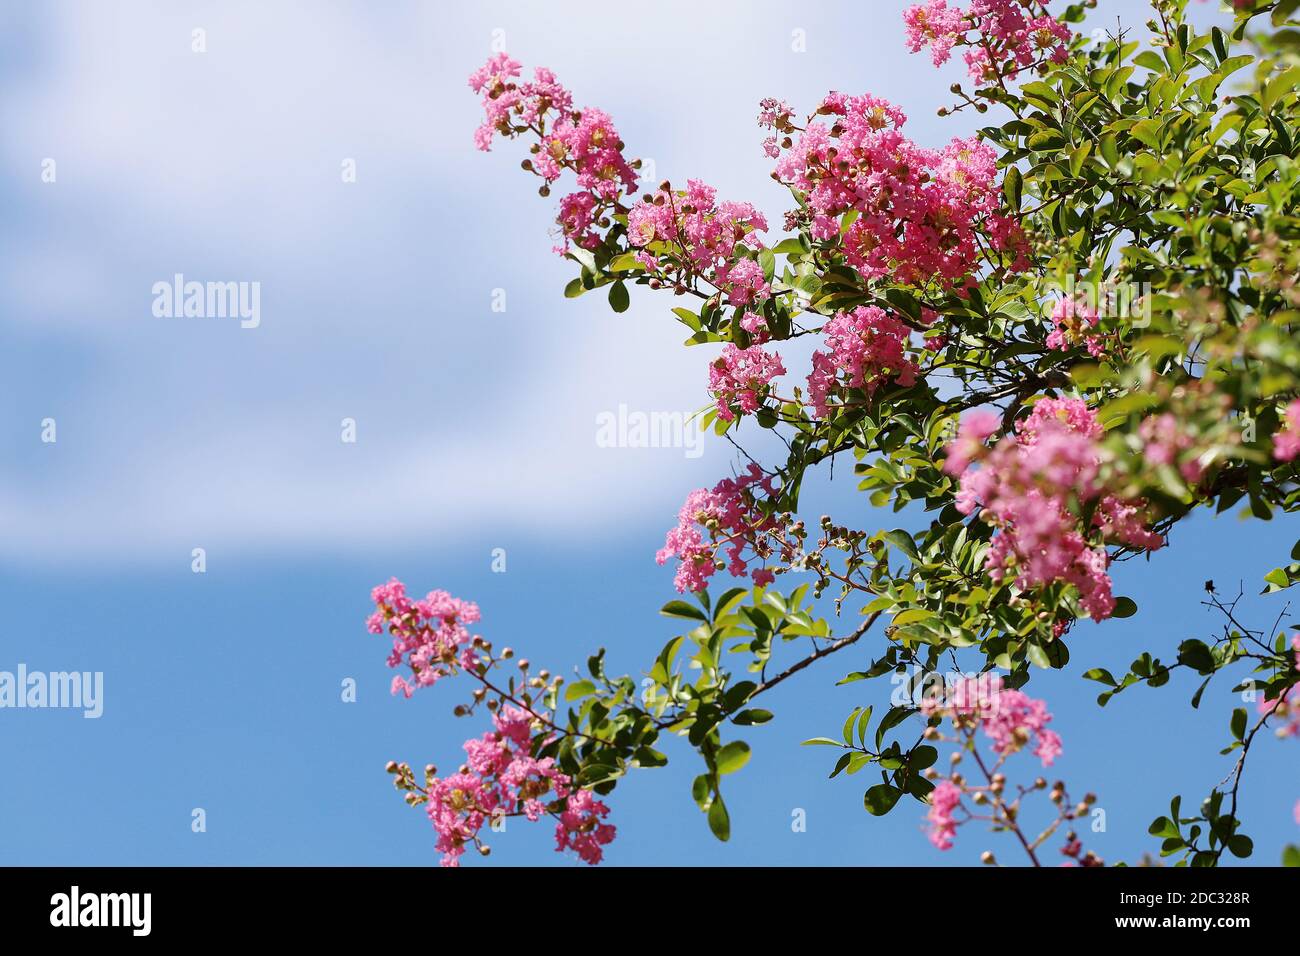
[864,784,902,816]
[882,529,922,565]
[707,795,731,841]
[1230,707,1247,741]
[1211,26,1228,62]
[1177,639,1215,675]
[608,280,630,313]
[564,679,596,701]
[608,252,643,272]
[732,708,773,725]
[715,740,752,775]
[1003,165,1023,210]
[1149,816,1180,839]
[659,600,709,622]
[1069,142,1092,177]
[633,747,668,768]
[1112,596,1138,619]
[908,745,938,771]
[690,774,710,810]
[671,307,701,331]
[1134,50,1164,72]
[1228,834,1254,859]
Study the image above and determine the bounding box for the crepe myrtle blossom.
[469,54,638,252]
[1274,398,1300,462]
[370,582,615,866]
[1139,412,1213,485]
[919,675,1100,864]
[771,93,1026,292]
[1046,293,1105,358]
[921,674,1063,766]
[945,399,1165,621]
[626,179,770,303]
[758,96,796,158]
[806,305,920,419]
[904,0,1073,84]
[708,343,786,423]
[1134,383,1240,486]
[1258,636,1300,739]
[368,579,483,697]
[657,464,781,593]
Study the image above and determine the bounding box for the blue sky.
[0,0,1294,866]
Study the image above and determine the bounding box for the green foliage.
[523,0,1300,857]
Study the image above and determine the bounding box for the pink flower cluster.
[758,96,795,158]
[1258,636,1300,738]
[904,0,1072,84]
[421,704,613,867]
[370,581,616,866]
[627,179,770,307]
[656,464,779,593]
[926,780,963,850]
[921,674,1063,767]
[945,400,1165,620]
[708,344,786,423]
[772,93,1025,292]
[806,305,920,418]
[469,54,638,251]
[919,675,1094,859]
[368,579,482,697]
[555,789,617,863]
[1273,399,1300,462]
[1140,412,1208,484]
[1046,293,1105,358]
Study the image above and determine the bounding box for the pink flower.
[708,344,785,423]
[926,780,963,849]
[368,583,618,866]
[467,56,637,253]
[722,258,771,307]
[369,580,483,693]
[945,400,1162,621]
[925,675,1063,767]
[1046,293,1104,358]
[1140,412,1208,484]
[772,100,1025,292]
[906,1,1073,84]
[943,410,1001,476]
[904,0,965,67]
[627,180,769,300]
[555,789,617,864]
[1273,399,1300,462]
[1257,643,1300,738]
[656,464,779,593]
[806,306,919,418]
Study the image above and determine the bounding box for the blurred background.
[0,0,1294,866]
